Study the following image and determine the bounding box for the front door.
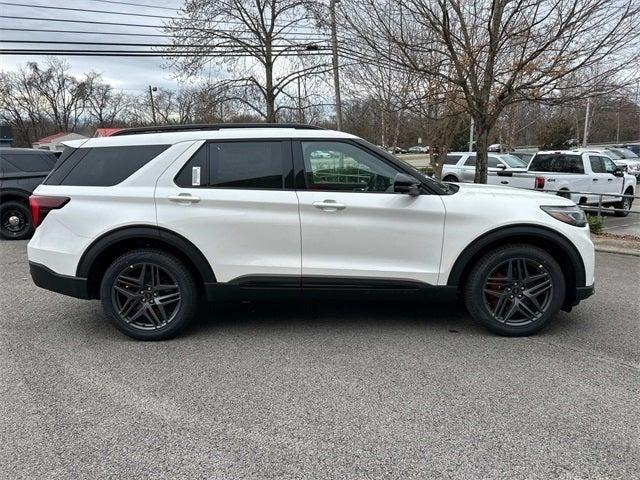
[295,140,446,285]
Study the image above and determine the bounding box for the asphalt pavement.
[1,240,639,479]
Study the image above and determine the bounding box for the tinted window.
[529,154,584,173]
[444,154,462,165]
[209,142,284,189]
[1,152,56,172]
[57,145,169,186]
[590,156,604,173]
[302,141,400,192]
[464,155,477,167]
[175,145,209,188]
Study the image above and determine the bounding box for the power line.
[0,27,329,40]
[86,0,180,11]
[0,2,321,31]
[0,49,331,57]
[0,40,331,49]
[0,15,323,36]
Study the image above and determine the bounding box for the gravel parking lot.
[1,240,638,479]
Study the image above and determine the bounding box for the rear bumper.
[29,261,90,299]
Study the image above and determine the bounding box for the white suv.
[28,124,595,340]
[441,152,528,183]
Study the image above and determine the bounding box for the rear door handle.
[593,178,598,181]
[168,194,201,203]
[608,178,613,181]
[313,200,346,211]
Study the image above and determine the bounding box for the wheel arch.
[0,188,31,204]
[77,225,216,299]
[446,224,586,308]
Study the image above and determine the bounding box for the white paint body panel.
[296,191,445,284]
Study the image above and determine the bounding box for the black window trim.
[292,138,444,195]
[173,138,294,191]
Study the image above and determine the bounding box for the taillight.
[29,195,70,228]
[534,177,545,189]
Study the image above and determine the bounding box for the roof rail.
[110,123,325,136]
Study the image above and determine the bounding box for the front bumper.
[29,262,90,299]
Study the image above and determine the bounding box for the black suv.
[0,148,57,239]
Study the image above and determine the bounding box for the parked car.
[441,152,527,183]
[28,124,594,340]
[488,150,636,216]
[387,146,407,154]
[601,147,640,180]
[620,143,640,156]
[0,148,58,239]
[408,145,429,153]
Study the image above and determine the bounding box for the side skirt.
[205,275,458,302]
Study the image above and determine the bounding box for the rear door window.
[175,141,288,189]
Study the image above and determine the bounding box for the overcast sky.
[0,0,190,92]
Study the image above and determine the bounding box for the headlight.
[541,205,587,227]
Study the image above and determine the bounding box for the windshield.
[500,154,528,168]
[611,147,639,159]
[602,149,623,160]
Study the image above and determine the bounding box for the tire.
[100,249,199,340]
[0,200,34,240]
[463,244,565,336]
[614,191,633,217]
[556,189,571,199]
[442,175,458,182]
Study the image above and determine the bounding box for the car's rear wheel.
[100,249,198,340]
[442,175,458,182]
[0,201,34,240]
[464,244,565,336]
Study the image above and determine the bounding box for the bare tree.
[86,76,128,128]
[345,0,640,182]
[165,0,332,122]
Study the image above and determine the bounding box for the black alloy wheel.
[112,262,182,330]
[464,244,565,336]
[101,249,198,340]
[482,258,553,326]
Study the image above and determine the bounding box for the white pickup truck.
[487,150,636,216]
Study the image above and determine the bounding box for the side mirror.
[497,164,507,170]
[394,173,421,196]
[613,168,624,177]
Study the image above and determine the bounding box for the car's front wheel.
[464,244,565,336]
[100,249,199,340]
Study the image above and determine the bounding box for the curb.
[594,246,640,257]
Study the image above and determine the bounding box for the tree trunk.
[474,124,490,184]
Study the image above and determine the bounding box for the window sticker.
[192,166,201,186]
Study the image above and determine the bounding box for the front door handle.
[593,178,598,182]
[168,194,201,203]
[313,200,346,211]
[608,178,613,181]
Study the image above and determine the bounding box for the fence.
[530,188,639,217]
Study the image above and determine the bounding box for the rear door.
[460,154,476,182]
[155,139,301,283]
[294,140,446,285]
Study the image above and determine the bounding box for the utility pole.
[297,76,304,123]
[329,0,343,131]
[468,117,475,152]
[148,85,158,124]
[582,97,591,147]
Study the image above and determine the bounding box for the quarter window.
[301,141,400,192]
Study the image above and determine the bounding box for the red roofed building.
[94,128,123,137]
[32,132,88,152]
